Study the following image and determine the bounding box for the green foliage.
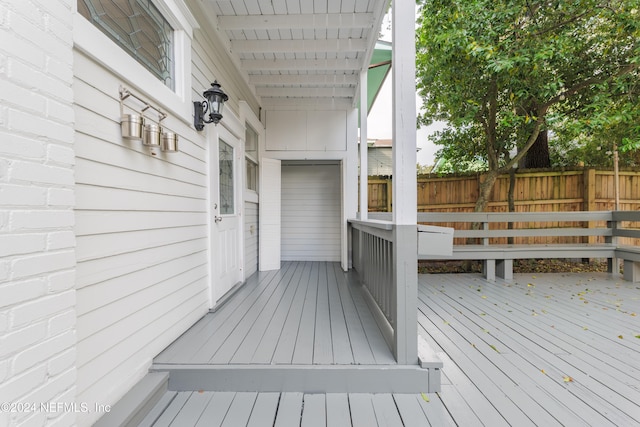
[417,0,640,177]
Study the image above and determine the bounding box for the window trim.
[73,0,197,122]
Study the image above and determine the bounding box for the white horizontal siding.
[281,165,341,261]
[244,201,259,278]
[73,50,211,424]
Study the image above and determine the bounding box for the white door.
[212,134,243,303]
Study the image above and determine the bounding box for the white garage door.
[281,164,341,261]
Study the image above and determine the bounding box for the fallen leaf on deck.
[618,335,624,339]
[583,327,588,330]
[490,344,500,353]
[444,321,450,325]
[482,295,487,299]
[532,276,537,279]
[635,335,640,339]
[421,393,430,402]
[563,376,573,383]
[541,369,547,375]
[631,313,637,317]
[527,283,535,287]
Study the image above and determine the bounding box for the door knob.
[214,216,223,223]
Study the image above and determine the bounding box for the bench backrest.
[369,211,640,246]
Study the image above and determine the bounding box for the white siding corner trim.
[259,158,281,271]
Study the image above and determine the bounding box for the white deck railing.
[349,219,418,364]
[351,220,395,326]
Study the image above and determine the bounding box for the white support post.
[359,70,369,221]
[391,0,418,365]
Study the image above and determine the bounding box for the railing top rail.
[349,219,394,231]
[419,211,614,223]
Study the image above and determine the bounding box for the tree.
[416,0,640,211]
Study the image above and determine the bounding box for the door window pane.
[219,140,234,214]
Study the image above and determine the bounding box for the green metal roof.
[366,40,392,113]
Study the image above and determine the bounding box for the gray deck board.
[272,262,312,364]
[392,394,430,427]
[314,262,334,364]
[326,393,351,427]
[301,394,327,427]
[274,392,303,427]
[231,262,303,364]
[292,262,320,364]
[246,393,280,427]
[372,394,404,427]
[327,264,355,364]
[193,392,235,427]
[348,394,379,427]
[221,392,257,427]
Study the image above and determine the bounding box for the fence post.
[584,168,597,245]
[386,178,393,212]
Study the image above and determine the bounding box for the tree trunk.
[523,129,550,168]
[474,170,499,213]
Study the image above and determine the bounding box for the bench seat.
[616,246,640,282]
[421,244,618,281]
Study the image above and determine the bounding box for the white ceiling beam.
[249,74,359,85]
[261,96,354,109]
[256,87,355,98]
[218,13,374,31]
[241,58,362,71]
[231,38,368,54]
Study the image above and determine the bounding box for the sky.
[366,10,446,166]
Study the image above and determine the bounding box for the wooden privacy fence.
[365,168,640,246]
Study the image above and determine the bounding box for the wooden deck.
[152,262,433,393]
[419,272,640,426]
[139,268,640,426]
[155,261,395,366]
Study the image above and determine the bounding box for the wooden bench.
[370,211,640,282]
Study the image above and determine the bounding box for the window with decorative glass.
[245,124,258,159]
[246,159,258,192]
[78,0,175,89]
[245,123,258,192]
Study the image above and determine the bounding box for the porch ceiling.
[208,0,389,109]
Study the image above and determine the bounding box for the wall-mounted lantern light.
[194,81,228,130]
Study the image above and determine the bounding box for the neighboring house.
[365,139,393,176]
[0,1,418,426]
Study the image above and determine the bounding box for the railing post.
[390,0,418,365]
[392,225,418,364]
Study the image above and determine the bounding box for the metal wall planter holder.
[119,85,179,155]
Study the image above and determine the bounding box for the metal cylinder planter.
[121,114,144,140]
[161,130,179,152]
[143,123,161,147]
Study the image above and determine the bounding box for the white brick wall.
[0,0,77,426]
